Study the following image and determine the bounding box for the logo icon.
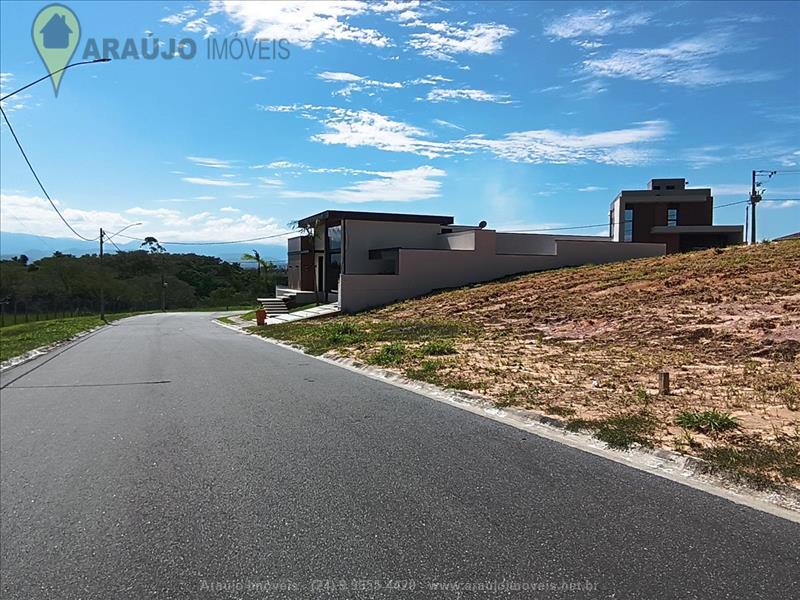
[32,3,81,96]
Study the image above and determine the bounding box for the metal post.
[659,371,670,395]
[99,227,105,320]
[750,170,757,245]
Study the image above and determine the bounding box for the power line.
[0,106,99,242]
[105,235,123,253]
[714,200,749,209]
[508,223,608,233]
[115,230,298,246]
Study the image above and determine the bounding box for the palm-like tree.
[241,249,274,278]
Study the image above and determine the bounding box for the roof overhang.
[650,225,743,235]
[297,210,454,228]
[619,189,712,204]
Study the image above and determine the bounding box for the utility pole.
[750,170,759,245]
[99,228,106,320]
[750,169,777,244]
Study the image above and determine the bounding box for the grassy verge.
[0,313,138,362]
[1,307,252,362]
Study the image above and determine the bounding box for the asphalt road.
[1,313,797,599]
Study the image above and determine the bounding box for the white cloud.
[317,71,404,97]
[262,105,669,165]
[182,177,250,187]
[458,120,669,165]
[317,71,364,82]
[425,88,512,103]
[220,206,241,212]
[0,73,31,113]
[578,186,607,192]
[545,8,649,40]
[258,177,284,186]
[216,1,391,48]
[583,31,778,86]
[183,16,218,39]
[0,193,292,243]
[407,21,515,61]
[432,118,465,131]
[161,7,198,26]
[308,108,458,158]
[126,207,181,218]
[186,156,238,169]
[762,200,799,209]
[1,194,133,239]
[280,165,445,203]
[261,104,458,158]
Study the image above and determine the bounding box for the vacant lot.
[255,242,800,491]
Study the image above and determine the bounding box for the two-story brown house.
[609,178,743,253]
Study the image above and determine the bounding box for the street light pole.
[98,222,141,321]
[99,228,105,320]
[0,59,111,102]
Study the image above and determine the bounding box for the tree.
[141,237,167,311]
[241,249,272,278]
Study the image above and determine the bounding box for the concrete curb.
[215,319,800,522]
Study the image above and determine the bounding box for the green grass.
[254,318,470,356]
[0,312,139,362]
[404,359,472,390]
[367,342,407,366]
[420,340,457,356]
[700,433,800,490]
[676,410,740,433]
[567,411,658,450]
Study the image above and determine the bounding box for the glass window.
[668,208,678,226]
[327,224,342,251]
[623,208,633,242]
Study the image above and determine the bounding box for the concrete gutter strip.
[216,317,800,523]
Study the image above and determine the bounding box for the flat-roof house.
[609,178,744,253]
[283,209,665,313]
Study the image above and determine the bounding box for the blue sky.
[1,0,799,246]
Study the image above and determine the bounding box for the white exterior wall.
[611,197,623,242]
[339,234,665,313]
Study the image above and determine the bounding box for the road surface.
[1,313,798,599]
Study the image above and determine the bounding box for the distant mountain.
[0,231,287,265]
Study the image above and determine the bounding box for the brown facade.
[287,235,314,291]
[612,179,744,253]
[630,197,713,253]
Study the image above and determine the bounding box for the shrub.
[367,343,407,366]
[676,410,739,433]
[420,340,457,356]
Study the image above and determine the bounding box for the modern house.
[283,210,665,313]
[609,178,744,253]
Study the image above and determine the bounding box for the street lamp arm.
[105,222,143,241]
[0,59,111,102]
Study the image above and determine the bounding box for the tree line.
[0,243,286,325]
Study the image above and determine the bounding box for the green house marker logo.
[32,3,81,96]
